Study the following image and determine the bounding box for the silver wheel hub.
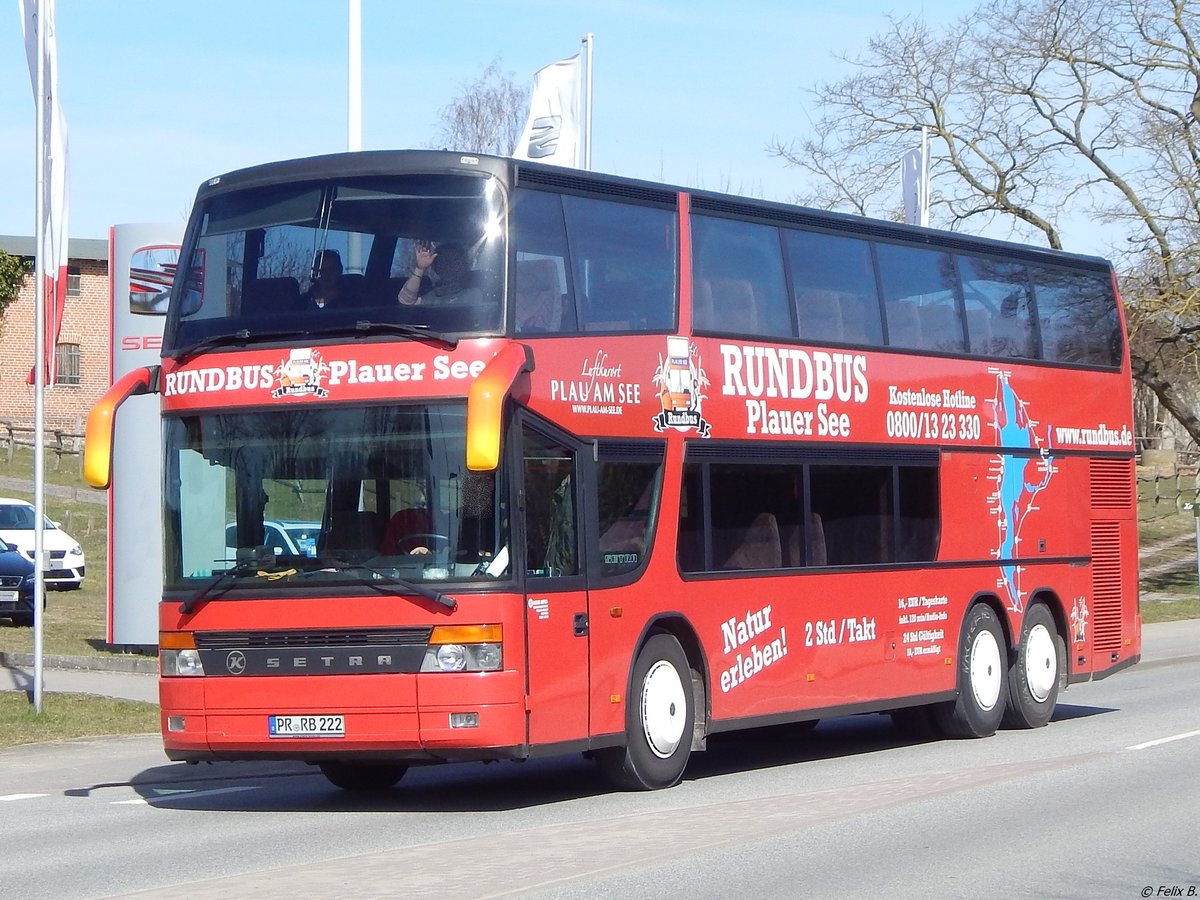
[1023,622,1057,703]
[641,659,687,759]
[969,627,1003,712]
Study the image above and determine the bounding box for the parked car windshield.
[0,502,57,530]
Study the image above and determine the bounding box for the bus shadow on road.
[120,753,616,813]
[115,704,1121,813]
[1049,702,1118,722]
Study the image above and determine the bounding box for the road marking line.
[112,785,261,805]
[1126,729,1200,751]
[0,793,47,802]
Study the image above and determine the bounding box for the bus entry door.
[521,429,590,746]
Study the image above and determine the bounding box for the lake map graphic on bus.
[988,372,1056,613]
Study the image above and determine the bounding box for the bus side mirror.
[83,366,161,489]
[466,343,533,471]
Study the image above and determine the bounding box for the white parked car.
[0,497,86,590]
[225,520,321,561]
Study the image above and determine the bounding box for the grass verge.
[0,691,158,749]
[1141,596,1200,623]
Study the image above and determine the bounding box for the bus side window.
[523,431,578,578]
[784,229,883,347]
[562,193,677,334]
[596,456,662,577]
[1030,266,1120,367]
[876,243,962,354]
[692,214,791,339]
[958,256,1037,359]
[513,188,577,334]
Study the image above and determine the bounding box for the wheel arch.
[629,613,709,751]
[965,591,1014,657]
[1026,588,1071,680]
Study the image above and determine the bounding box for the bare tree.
[770,0,1200,444]
[432,58,530,156]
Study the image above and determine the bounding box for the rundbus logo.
[163,349,490,398]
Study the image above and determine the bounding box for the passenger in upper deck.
[397,241,483,307]
[300,250,357,310]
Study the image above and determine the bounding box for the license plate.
[268,714,344,738]
[0,591,18,602]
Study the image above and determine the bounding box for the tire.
[1002,603,1063,729]
[932,604,1007,738]
[597,632,696,791]
[318,761,408,791]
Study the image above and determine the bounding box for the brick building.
[0,235,111,433]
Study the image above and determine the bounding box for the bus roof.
[191,148,1113,274]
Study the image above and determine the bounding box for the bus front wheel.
[318,761,408,791]
[598,632,696,791]
[1002,603,1063,729]
[933,603,1007,738]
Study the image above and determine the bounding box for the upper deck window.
[512,187,677,335]
[1030,266,1121,367]
[957,256,1038,359]
[784,229,883,346]
[692,215,792,338]
[875,243,965,354]
[167,173,507,352]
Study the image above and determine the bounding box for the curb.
[0,651,157,675]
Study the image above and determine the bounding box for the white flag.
[513,54,582,167]
[900,146,923,227]
[19,0,70,384]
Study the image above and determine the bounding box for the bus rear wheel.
[933,603,1007,738]
[598,632,696,791]
[318,761,408,791]
[1002,603,1063,729]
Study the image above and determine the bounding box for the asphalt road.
[1,620,1197,900]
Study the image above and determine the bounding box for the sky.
[2,0,971,244]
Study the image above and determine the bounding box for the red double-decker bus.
[85,150,1139,791]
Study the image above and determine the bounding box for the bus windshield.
[163,402,510,593]
[167,172,506,352]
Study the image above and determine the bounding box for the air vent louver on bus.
[516,166,677,207]
[1090,522,1123,653]
[194,628,433,649]
[1090,458,1134,510]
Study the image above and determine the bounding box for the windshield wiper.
[168,328,305,364]
[169,320,456,364]
[179,564,265,615]
[341,320,457,350]
[322,558,457,610]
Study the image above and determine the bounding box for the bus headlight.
[421,642,503,672]
[161,648,205,676]
[420,625,503,672]
[435,643,468,672]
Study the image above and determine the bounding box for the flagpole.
[581,33,593,170]
[346,0,363,272]
[32,1,47,715]
[348,0,361,151]
[919,125,930,228]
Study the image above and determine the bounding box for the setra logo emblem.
[225,650,247,675]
